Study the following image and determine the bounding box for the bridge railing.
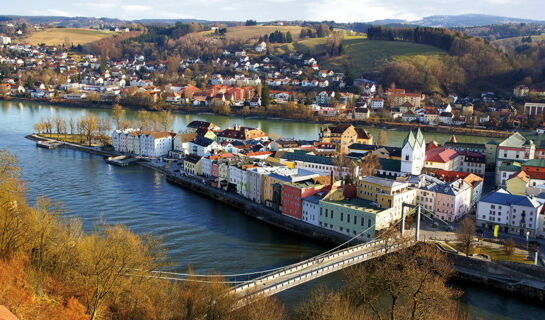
[237,240,417,302]
[232,237,409,295]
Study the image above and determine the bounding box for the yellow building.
[319,124,373,154]
[357,176,416,217]
[183,155,202,176]
[506,171,530,196]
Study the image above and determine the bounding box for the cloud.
[121,5,152,12]
[38,9,72,16]
[305,0,417,22]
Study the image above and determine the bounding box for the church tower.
[401,129,425,175]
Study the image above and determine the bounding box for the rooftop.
[359,176,408,189]
[322,196,386,215]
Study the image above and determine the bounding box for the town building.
[356,176,416,218]
[424,147,462,172]
[477,189,544,238]
[281,180,327,220]
[140,132,173,158]
[524,102,545,116]
[495,132,535,185]
[319,124,373,154]
[319,188,398,239]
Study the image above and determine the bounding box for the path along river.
[0,100,543,319]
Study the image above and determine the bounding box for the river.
[0,100,543,319]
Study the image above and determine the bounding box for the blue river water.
[0,100,543,319]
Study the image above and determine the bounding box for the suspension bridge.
[143,204,445,305]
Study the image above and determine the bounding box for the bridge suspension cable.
[142,205,422,284]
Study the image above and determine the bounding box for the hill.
[199,25,303,41]
[275,35,445,75]
[21,28,116,46]
[493,33,545,49]
[409,14,544,28]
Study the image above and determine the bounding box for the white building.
[256,41,267,53]
[0,36,11,45]
[302,195,321,226]
[127,131,141,155]
[140,132,173,158]
[111,129,136,153]
[477,189,544,238]
[401,129,425,175]
[187,137,221,157]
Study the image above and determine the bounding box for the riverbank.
[5,96,512,139]
[24,132,545,307]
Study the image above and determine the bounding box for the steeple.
[450,135,457,143]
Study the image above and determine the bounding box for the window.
[354,216,357,225]
[340,212,343,221]
[325,209,328,218]
[361,218,364,226]
[368,220,371,228]
[347,214,351,223]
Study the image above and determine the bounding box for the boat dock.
[105,155,140,166]
[36,140,63,149]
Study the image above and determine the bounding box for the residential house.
[183,154,202,176]
[187,136,221,157]
[495,132,535,185]
[424,147,462,172]
[354,107,370,120]
[281,180,327,220]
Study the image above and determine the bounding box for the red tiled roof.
[426,147,459,163]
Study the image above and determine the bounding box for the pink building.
[433,179,472,222]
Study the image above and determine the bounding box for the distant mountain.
[2,13,544,29]
[409,14,544,28]
[0,15,123,28]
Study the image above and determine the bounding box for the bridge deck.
[233,238,416,302]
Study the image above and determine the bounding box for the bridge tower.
[401,204,421,241]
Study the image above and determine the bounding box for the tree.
[72,223,164,320]
[504,238,515,256]
[377,130,388,146]
[457,217,476,256]
[261,84,270,107]
[79,114,98,146]
[136,110,152,131]
[157,109,173,131]
[111,104,126,129]
[358,153,381,177]
[342,243,465,320]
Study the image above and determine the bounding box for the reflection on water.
[0,100,541,319]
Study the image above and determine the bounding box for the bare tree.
[79,114,98,146]
[377,130,388,146]
[457,217,476,256]
[358,153,381,177]
[112,103,126,129]
[504,238,515,256]
[342,243,465,320]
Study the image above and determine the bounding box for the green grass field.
[448,242,533,264]
[492,33,545,49]
[197,25,303,41]
[22,28,116,46]
[276,35,445,74]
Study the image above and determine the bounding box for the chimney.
[330,170,335,185]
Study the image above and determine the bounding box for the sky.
[3,0,545,23]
